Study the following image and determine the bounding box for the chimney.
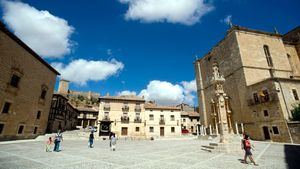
[58,79,70,95]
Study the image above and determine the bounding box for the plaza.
[0,138,299,169]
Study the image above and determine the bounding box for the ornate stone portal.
[210,62,233,143]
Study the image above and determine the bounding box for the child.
[111,134,116,151]
[46,137,52,152]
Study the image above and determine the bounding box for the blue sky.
[1,0,299,106]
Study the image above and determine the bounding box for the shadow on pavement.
[284,144,300,169]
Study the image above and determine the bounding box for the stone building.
[47,93,78,133]
[176,103,200,134]
[97,95,146,138]
[0,21,59,140]
[195,25,300,143]
[97,95,182,139]
[77,106,98,129]
[145,102,182,138]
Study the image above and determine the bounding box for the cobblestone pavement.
[0,139,299,169]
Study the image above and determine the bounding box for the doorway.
[262,126,271,140]
[121,127,128,136]
[160,127,164,136]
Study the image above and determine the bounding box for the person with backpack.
[53,130,63,152]
[242,134,258,166]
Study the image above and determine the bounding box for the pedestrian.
[89,131,94,148]
[53,130,63,152]
[46,137,53,152]
[242,134,258,166]
[109,132,113,148]
[111,134,116,151]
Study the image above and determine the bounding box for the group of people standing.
[46,130,63,152]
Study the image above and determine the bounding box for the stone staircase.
[201,135,243,154]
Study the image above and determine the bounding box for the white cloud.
[138,80,196,106]
[51,59,124,86]
[117,90,137,96]
[119,0,214,25]
[1,0,74,58]
[221,15,232,25]
[181,79,197,94]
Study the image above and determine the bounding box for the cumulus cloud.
[117,90,137,96]
[1,0,74,58]
[181,79,197,93]
[221,15,232,25]
[119,0,214,25]
[138,80,196,106]
[51,59,124,86]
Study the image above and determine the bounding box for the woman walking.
[242,134,258,166]
[89,131,94,148]
[111,134,116,151]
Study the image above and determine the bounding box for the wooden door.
[121,127,128,136]
[160,127,164,136]
[263,126,270,140]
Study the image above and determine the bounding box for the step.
[201,147,212,153]
[209,143,218,146]
[201,145,215,149]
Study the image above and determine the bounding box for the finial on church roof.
[274,27,279,34]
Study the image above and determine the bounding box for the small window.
[149,127,154,132]
[150,110,153,112]
[171,127,175,133]
[253,93,259,103]
[18,125,24,134]
[136,103,140,105]
[170,115,175,121]
[160,115,164,118]
[263,45,273,67]
[1,102,11,114]
[40,89,47,99]
[10,74,21,88]
[135,127,140,132]
[263,110,269,117]
[272,126,279,134]
[149,114,154,120]
[183,119,186,122]
[292,89,299,101]
[171,110,174,112]
[33,127,38,134]
[0,124,4,134]
[161,110,163,112]
[36,111,41,119]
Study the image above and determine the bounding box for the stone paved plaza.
[0,139,299,169]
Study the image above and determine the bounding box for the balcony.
[122,105,129,112]
[103,104,110,111]
[102,116,110,121]
[247,93,278,106]
[121,116,129,123]
[159,118,165,125]
[135,105,141,112]
[134,117,142,123]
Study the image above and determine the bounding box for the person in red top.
[242,134,258,166]
[46,137,53,152]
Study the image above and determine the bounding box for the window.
[40,89,47,99]
[263,45,273,67]
[160,115,164,118]
[171,110,174,112]
[36,111,41,119]
[263,110,269,117]
[1,102,11,114]
[170,115,175,121]
[136,112,140,118]
[272,126,279,134]
[149,127,154,132]
[149,114,154,120]
[18,125,24,134]
[171,127,175,133]
[10,74,21,88]
[183,119,186,122]
[33,127,38,134]
[292,89,299,101]
[161,110,163,112]
[136,127,140,132]
[253,93,259,103]
[104,112,109,117]
[262,90,270,101]
[0,124,4,134]
[136,103,140,105]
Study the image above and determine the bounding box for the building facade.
[97,95,182,139]
[176,103,200,134]
[77,107,98,129]
[195,25,300,143]
[47,94,78,133]
[97,95,146,138]
[0,21,59,140]
[145,102,182,138]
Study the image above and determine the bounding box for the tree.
[291,103,300,121]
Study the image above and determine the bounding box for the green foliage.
[292,103,300,121]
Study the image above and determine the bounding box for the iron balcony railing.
[247,93,278,106]
[121,116,129,123]
[159,118,165,125]
[122,105,129,112]
[134,117,142,123]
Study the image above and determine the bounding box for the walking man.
[89,131,94,148]
[54,130,63,152]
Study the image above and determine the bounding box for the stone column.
[88,120,90,127]
[241,123,244,134]
[209,124,212,135]
[204,126,207,135]
[81,120,83,128]
[215,123,219,135]
[235,122,239,134]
